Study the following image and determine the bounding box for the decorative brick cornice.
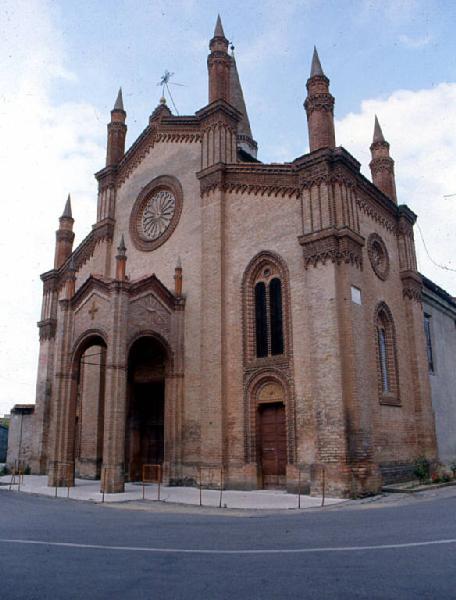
[299,227,364,269]
[129,274,183,311]
[41,270,58,291]
[68,218,114,272]
[355,193,397,233]
[37,318,57,341]
[398,204,417,239]
[116,126,156,186]
[401,270,423,303]
[95,165,118,189]
[369,156,395,176]
[70,272,183,313]
[196,99,241,125]
[55,229,75,244]
[42,218,115,292]
[197,163,300,197]
[304,92,335,114]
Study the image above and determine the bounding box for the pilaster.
[398,206,438,460]
[197,101,240,170]
[32,272,59,473]
[47,296,76,487]
[100,280,129,493]
[198,186,226,470]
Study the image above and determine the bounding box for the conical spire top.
[214,14,226,38]
[114,87,124,111]
[117,234,126,254]
[230,55,253,139]
[62,194,72,219]
[176,256,182,269]
[373,115,386,143]
[310,46,324,77]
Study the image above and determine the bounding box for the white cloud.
[336,82,456,296]
[398,33,432,48]
[0,1,104,416]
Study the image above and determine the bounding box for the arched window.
[254,277,284,358]
[375,303,399,405]
[269,278,284,355]
[243,252,289,363]
[255,282,268,357]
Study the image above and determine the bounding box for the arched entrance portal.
[256,381,287,489]
[126,337,167,481]
[74,336,106,480]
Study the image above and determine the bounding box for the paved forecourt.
[0,475,344,510]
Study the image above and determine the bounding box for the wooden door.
[259,403,287,488]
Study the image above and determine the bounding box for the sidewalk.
[0,475,345,510]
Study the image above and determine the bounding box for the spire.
[310,46,324,77]
[373,115,385,143]
[106,88,127,166]
[214,14,226,38]
[117,234,126,254]
[304,47,335,152]
[115,235,127,281]
[113,87,124,111]
[369,117,397,203]
[230,55,258,159]
[230,57,252,139]
[61,194,72,219]
[174,256,183,296]
[55,193,75,269]
[208,15,230,102]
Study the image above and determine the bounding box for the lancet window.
[375,303,399,404]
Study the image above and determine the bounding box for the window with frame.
[254,275,284,358]
[375,303,400,405]
[243,252,288,364]
[423,314,434,373]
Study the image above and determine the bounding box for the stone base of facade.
[42,460,396,497]
[76,457,102,480]
[100,464,125,493]
[48,460,75,487]
[380,462,415,484]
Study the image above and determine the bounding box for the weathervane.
[157,70,184,115]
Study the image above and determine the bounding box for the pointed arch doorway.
[125,336,168,481]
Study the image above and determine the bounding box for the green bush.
[413,457,430,482]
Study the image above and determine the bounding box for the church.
[28,17,438,497]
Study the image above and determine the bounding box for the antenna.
[157,70,185,115]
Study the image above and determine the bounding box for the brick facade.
[29,19,437,497]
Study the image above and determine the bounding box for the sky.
[1,0,455,416]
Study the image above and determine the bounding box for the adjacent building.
[422,276,456,465]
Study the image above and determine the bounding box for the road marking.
[0,538,455,555]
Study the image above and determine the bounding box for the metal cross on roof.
[157,70,185,115]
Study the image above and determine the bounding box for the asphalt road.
[1,488,456,599]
